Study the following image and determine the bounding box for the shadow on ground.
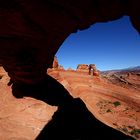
[11,74,135,140]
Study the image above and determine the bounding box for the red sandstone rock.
[58,65,65,70]
[48,70,140,140]
[0,67,57,140]
[76,64,100,76]
[89,64,100,76]
[0,1,140,139]
[0,0,140,85]
[67,67,74,71]
[52,56,59,69]
[76,64,89,73]
[50,56,65,71]
[0,68,140,139]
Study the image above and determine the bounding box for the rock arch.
[89,64,99,76]
[0,1,139,139]
[0,0,140,85]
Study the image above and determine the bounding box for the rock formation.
[48,69,140,140]
[101,68,140,89]
[0,0,140,85]
[0,66,139,140]
[76,64,99,76]
[58,65,65,70]
[52,56,59,69]
[89,64,100,76]
[76,64,89,72]
[67,67,73,71]
[49,56,64,71]
[0,1,140,139]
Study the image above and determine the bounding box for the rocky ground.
[48,69,140,140]
[0,67,57,140]
[0,66,140,139]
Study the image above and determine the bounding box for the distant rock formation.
[76,64,89,72]
[101,68,140,89]
[52,56,59,69]
[48,56,65,71]
[58,65,65,70]
[76,64,99,76]
[89,64,100,76]
[67,67,74,71]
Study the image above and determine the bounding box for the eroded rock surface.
[52,56,59,69]
[48,69,140,140]
[76,64,89,72]
[0,67,57,140]
[0,1,140,139]
[0,0,140,85]
[0,67,139,139]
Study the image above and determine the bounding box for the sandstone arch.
[89,64,99,76]
[0,0,140,85]
[0,1,139,139]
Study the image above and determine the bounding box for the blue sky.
[56,16,140,71]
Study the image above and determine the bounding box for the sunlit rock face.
[76,64,89,73]
[48,56,65,71]
[76,64,100,76]
[52,56,59,69]
[89,64,100,76]
[67,67,74,72]
[58,65,65,71]
[0,0,140,84]
[0,65,139,140]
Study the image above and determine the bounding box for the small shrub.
[130,129,140,135]
[113,101,121,107]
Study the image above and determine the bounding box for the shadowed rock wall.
[0,0,140,84]
[0,1,140,139]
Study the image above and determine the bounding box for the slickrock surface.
[48,70,140,140]
[0,67,57,140]
[0,67,140,139]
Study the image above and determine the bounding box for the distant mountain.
[122,66,140,71]
[101,66,140,74]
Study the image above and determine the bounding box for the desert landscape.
[1,1,140,140]
[48,62,140,140]
[0,57,140,140]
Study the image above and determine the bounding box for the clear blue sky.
[56,16,140,71]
